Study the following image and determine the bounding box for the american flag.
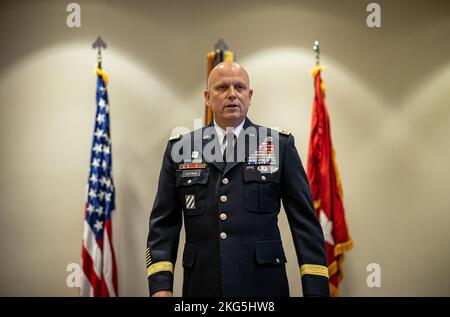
[81,68,118,297]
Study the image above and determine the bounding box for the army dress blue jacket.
[146,117,330,297]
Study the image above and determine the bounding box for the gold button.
[220,232,227,240]
[187,179,192,184]
[276,258,280,264]
[261,175,266,181]
[222,178,229,185]
[220,213,227,221]
[220,195,227,203]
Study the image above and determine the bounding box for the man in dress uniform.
[146,61,329,297]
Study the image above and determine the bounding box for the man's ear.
[204,90,210,106]
[248,89,253,103]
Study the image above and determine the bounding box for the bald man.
[146,62,329,297]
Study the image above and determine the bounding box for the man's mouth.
[224,104,239,109]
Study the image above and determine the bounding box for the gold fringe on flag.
[224,50,234,61]
[95,68,109,85]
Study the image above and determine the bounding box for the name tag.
[182,170,201,178]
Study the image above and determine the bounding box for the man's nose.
[227,85,236,99]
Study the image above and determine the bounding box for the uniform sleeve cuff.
[148,271,173,296]
[301,275,330,297]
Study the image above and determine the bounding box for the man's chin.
[223,114,244,122]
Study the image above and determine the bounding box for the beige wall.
[0,0,449,296]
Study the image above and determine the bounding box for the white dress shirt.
[213,119,245,156]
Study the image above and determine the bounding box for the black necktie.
[223,133,236,163]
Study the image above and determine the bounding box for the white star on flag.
[98,99,106,108]
[94,129,104,139]
[96,114,105,124]
[93,220,103,232]
[102,160,108,170]
[93,143,103,154]
[92,158,100,168]
[86,204,95,214]
[103,145,110,155]
[100,176,107,186]
[319,210,335,245]
[88,189,97,199]
[105,193,112,202]
[89,174,98,183]
[95,206,104,216]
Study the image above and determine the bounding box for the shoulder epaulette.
[276,128,291,136]
[169,134,182,141]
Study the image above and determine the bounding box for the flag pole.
[313,40,320,66]
[204,39,234,126]
[92,35,107,70]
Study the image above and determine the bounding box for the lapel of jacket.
[196,121,224,172]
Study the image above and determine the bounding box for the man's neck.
[214,118,245,131]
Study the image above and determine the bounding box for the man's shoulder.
[275,128,291,137]
[271,127,291,137]
[250,123,292,138]
[169,134,182,142]
[168,127,205,143]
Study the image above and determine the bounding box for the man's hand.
[151,290,173,297]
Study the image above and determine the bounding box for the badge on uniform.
[182,170,201,177]
[183,151,202,164]
[185,194,195,209]
[246,137,277,173]
[179,163,206,169]
[186,151,202,164]
[257,165,279,173]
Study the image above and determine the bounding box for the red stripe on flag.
[100,276,110,297]
[81,245,102,297]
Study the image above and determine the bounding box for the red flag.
[307,66,352,296]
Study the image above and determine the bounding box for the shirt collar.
[213,119,245,144]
